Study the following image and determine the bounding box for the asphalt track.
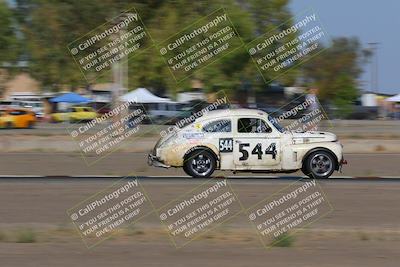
[1,152,400,177]
[0,175,400,180]
[0,178,399,266]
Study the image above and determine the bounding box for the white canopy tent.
[120,88,175,103]
[385,94,400,102]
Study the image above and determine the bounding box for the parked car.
[387,111,400,120]
[0,100,20,109]
[0,108,36,129]
[51,106,98,123]
[19,101,45,119]
[346,105,378,120]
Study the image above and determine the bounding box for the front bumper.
[339,158,348,172]
[147,154,170,168]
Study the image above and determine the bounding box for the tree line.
[0,0,370,117]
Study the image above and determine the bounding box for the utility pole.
[368,42,379,94]
[110,14,130,131]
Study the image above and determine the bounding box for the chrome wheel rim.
[310,153,332,177]
[191,153,212,176]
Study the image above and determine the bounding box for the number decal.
[265,143,277,159]
[251,143,263,159]
[219,138,233,153]
[239,143,250,160]
[238,142,277,161]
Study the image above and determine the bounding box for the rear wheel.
[6,122,13,129]
[183,150,216,178]
[303,150,335,179]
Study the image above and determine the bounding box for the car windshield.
[267,115,285,133]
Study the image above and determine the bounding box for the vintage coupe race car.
[148,109,346,178]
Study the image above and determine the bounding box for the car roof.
[197,108,268,121]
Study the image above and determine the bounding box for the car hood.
[290,131,337,144]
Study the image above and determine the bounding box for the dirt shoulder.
[0,179,399,267]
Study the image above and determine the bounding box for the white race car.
[148,109,346,178]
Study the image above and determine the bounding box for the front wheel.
[303,150,336,179]
[6,122,13,129]
[183,150,216,178]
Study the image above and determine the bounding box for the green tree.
[248,0,298,87]
[19,0,131,90]
[17,0,295,96]
[0,1,17,63]
[302,37,371,117]
[332,74,359,118]
[0,0,18,96]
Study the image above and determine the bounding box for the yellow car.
[0,108,37,129]
[51,106,98,123]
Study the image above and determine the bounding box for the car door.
[233,117,281,169]
[200,118,234,170]
[0,110,6,127]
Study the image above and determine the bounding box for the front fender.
[159,142,219,167]
[284,141,343,170]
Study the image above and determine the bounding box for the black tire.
[301,165,308,176]
[27,121,34,129]
[183,149,216,178]
[6,122,13,129]
[302,150,336,179]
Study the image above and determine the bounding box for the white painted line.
[0,175,399,180]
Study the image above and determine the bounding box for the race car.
[148,109,346,178]
[0,108,36,129]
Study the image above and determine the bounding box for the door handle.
[235,140,241,144]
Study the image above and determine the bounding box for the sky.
[290,0,400,94]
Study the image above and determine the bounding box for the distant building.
[89,83,113,103]
[2,73,40,100]
[361,93,378,107]
[284,86,306,97]
[177,90,206,103]
[360,91,397,118]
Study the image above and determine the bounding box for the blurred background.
[1,1,400,266]
[0,0,399,122]
[0,0,399,175]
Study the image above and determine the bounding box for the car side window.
[238,118,271,133]
[9,110,26,115]
[202,119,231,133]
